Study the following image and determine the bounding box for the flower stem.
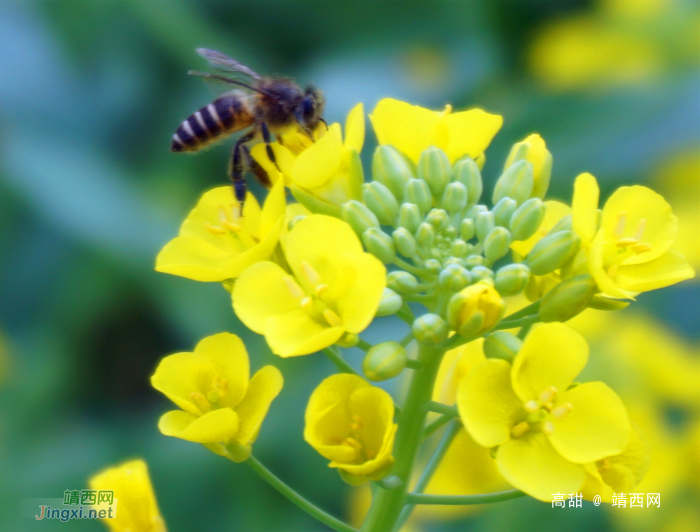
[503,300,540,321]
[246,455,358,532]
[423,413,453,439]
[405,489,525,505]
[356,339,373,352]
[322,347,360,376]
[424,401,458,418]
[493,315,540,331]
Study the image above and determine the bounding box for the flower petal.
[179,187,261,242]
[443,109,503,162]
[588,230,634,299]
[548,382,631,464]
[194,333,249,409]
[497,431,586,502]
[344,103,365,154]
[433,338,486,406]
[151,352,215,415]
[158,408,239,443]
[334,252,387,333]
[511,323,588,403]
[259,179,286,238]
[572,173,599,245]
[251,143,296,184]
[235,365,284,445]
[265,311,345,357]
[458,359,524,448]
[291,124,344,189]
[614,249,695,293]
[348,386,395,462]
[156,235,246,282]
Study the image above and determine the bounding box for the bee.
[171,48,325,212]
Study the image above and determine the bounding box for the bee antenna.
[187,70,272,97]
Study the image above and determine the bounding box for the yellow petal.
[601,185,677,265]
[443,109,503,162]
[548,382,630,464]
[370,98,447,163]
[232,261,302,334]
[348,386,395,459]
[572,172,599,245]
[334,252,387,334]
[344,103,365,153]
[179,187,261,242]
[457,359,524,448]
[265,310,345,357]
[433,338,486,405]
[496,431,586,502]
[511,200,572,256]
[333,423,397,479]
[614,249,695,292]
[251,142,296,184]
[588,230,635,299]
[194,332,250,409]
[598,421,650,493]
[291,124,343,189]
[158,408,239,443]
[259,179,286,238]
[151,352,215,415]
[511,323,588,403]
[235,365,284,445]
[156,235,247,282]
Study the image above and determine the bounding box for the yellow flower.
[572,173,695,298]
[252,104,365,215]
[432,338,486,406]
[151,332,283,461]
[88,459,166,532]
[232,215,386,357]
[504,134,553,199]
[370,98,502,164]
[304,374,397,483]
[511,200,572,258]
[458,323,631,501]
[155,180,286,282]
[447,282,505,337]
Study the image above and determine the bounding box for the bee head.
[300,85,325,130]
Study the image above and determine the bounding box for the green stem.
[423,413,453,439]
[517,322,533,339]
[405,489,525,505]
[393,257,424,276]
[493,315,540,331]
[246,456,358,532]
[503,300,540,321]
[356,339,373,352]
[360,344,445,532]
[405,358,422,370]
[399,331,414,347]
[396,303,415,326]
[322,347,360,376]
[424,401,458,418]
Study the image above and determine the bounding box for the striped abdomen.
[171,95,255,152]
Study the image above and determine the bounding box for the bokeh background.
[0,0,698,531]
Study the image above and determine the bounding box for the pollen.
[551,402,573,419]
[344,437,362,452]
[538,386,558,405]
[315,284,329,296]
[511,421,530,438]
[542,421,555,434]
[300,297,313,310]
[205,223,227,236]
[323,308,344,327]
[524,400,540,413]
[632,242,652,254]
[349,414,363,431]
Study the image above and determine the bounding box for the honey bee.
[171,48,325,211]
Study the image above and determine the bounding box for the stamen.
[323,309,343,327]
[230,203,241,222]
[511,421,530,438]
[524,400,540,413]
[189,392,211,413]
[633,218,646,241]
[205,223,227,236]
[300,297,313,310]
[551,402,573,419]
[349,414,363,431]
[538,387,558,404]
[301,261,322,286]
[223,222,242,233]
[543,421,555,434]
[315,284,329,296]
[440,104,453,116]
[597,458,610,472]
[614,213,627,238]
[218,206,229,224]
[615,237,637,247]
[631,242,652,254]
[344,437,362,451]
[283,276,305,300]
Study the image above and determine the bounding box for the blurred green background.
[0,1,698,531]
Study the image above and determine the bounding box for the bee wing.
[196,48,261,80]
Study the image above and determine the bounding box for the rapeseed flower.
[447,283,505,338]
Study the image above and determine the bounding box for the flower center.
[205,203,258,248]
[514,387,573,437]
[282,263,344,328]
[189,376,230,415]
[605,213,653,276]
[344,414,375,461]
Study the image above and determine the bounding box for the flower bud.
[494,263,530,296]
[452,158,482,208]
[416,222,436,249]
[484,227,512,262]
[444,257,466,267]
[510,198,545,241]
[372,145,413,200]
[491,198,516,228]
[504,134,552,200]
[466,204,488,220]
[376,288,403,317]
[362,181,399,225]
[463,255,484,268]
[539,274,597,322]
[387,271,419,294]
[548,214,573,235]
[588,295,630,311]
[341,200,379,237]
[392,227,418,258]
[460,219,475,241]
[483,331,522,362]
[447,283,505,337]
[470,265,493,283]
[336,333,360,348]
[492,160,534,206]
[362,228,396,264]
[404,178,433,214]
[525,272,560,301]
[475,211,495,241]
[442,181,468,215]
[424,259,442,274]
[418,147,451,198]
[412,314,449,345]
[362,341,407,381]
[425,209,449,231]
[444,226,457,240]
[526,230,581,276]
[439,263,471,292]
[451,239,469,258]
[398,203,422,234]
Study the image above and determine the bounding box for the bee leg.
[242,144,272,188]
[260,122,281,172]
[230,130,256,216]
[293,109,314,140]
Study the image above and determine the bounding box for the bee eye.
[301,96,316,122]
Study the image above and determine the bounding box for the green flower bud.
[470,265,493,283]
[460,219,476,241]
[504,134,552,199]
[483,331,522,362]
[492,197,518,228]
[412,313,449,345]
[466,204,488,221]
[387,271,419,294]
[539,274,597,322]
[448,283,505,338]
[424,259,442,275]
[393,227,418,258]
[475,211,495,241]
[362,228,396,264]
[336,333,360,348]
[548,214,573,235]
[404,178,433,214]
[362,181,399,225]
[442,181,468,214]
[484,227,512,262]
[363,341,408,381]
[492,160,534,206]
[376,288,403,317]
[463,255,484,268]
[444,257,466,267]
[494,263,530,296]
[439,263,471,291]
[425,208,449,231]
[526,230,581,276]
[417,147,451,198]
[510,198,545,241]
[372,145,413,200]
[475,152,486,171]
[341,200,380,237]
[444,226,457,239]
[451,239,469,258]
[452,158,482,208]
[398,203,422,234]
[416,222,436,249]
[588,295,630,311]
